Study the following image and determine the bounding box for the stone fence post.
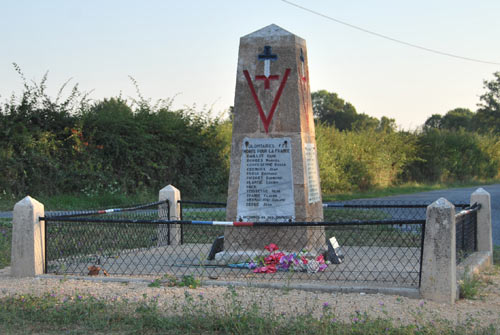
[11,196,45,277]
[158,185,181,246]
[470,188,493,265]
[420,198,457,304]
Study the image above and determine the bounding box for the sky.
[1,0,499,130]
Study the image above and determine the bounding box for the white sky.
[1,0,499,129]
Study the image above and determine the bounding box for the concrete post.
[421,198,456,304]
[159,185,181,246]
[470,188,492,261]
[11,196,45,277]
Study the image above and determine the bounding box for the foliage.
[0,69,228,199]
[424,108,474,131]
[148,274,201,288]
[458,271,482,300]
[0,219,11,268]
[312,90,396,133]
[2,68,500,200]
[424,72,500,134]
[494,245,500,266]
[316,124,418,192]
[475,71,500,133]
[405,129,500,183]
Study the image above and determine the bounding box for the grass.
[0,292,497,334]
[0,219,11,268]
[0,190,158,211]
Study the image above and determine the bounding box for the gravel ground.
[1,265,499,329]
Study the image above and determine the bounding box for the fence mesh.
[43,200,426,288]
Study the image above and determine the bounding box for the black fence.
[455,204,479,264]
[178,200,226,245]
[41,199,473,288]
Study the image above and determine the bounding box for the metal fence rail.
[178,200,470,222]
[455,204,479,264]
[42,200,425,288]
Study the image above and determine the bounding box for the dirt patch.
[0,266,499,328]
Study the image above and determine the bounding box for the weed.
[494,245,500,266]
[459,271,481,299]
[148,274,201,289]
[148,278,162,288]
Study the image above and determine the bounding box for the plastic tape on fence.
[41,216,425,226]
[192,221,254,226]
[45,200,169,219]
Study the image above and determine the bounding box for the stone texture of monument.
[223,24,324,255]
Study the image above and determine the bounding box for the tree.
[352,113,379,131]
[311,90,358,130]
[377,116,397,133]
[424,114,442,130]
[424,108,473,132]
[441,108,473,131]
[474,72,500,133]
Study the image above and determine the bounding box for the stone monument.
[222,24,324,258]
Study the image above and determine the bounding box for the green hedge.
[1,79,499,198]
[0,89,228,198]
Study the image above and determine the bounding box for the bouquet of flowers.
[248,243,328,274]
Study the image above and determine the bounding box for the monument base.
[223,226,325,252]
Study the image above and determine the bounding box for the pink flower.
[316,254,325,263]
[253,265,276,273]
[265,243,279,252]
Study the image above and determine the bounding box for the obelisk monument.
[224,24,323,255]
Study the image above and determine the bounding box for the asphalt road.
[367,184,500,246]
[1,184,499,245]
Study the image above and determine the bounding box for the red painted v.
[243,68,291,133]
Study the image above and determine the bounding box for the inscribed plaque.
[305,143,321,203]
[237,137,295,221]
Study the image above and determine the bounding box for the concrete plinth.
[471,188,492,265]
[159,185,181,246]
[11,196,45,277]
[420,198,456,304]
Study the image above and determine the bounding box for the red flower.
[301,256,308,264]
[264,252,286,265]
[264,255,275,265]
[265,243,279,252]
[316,254,325,263]
[253,264,276,274]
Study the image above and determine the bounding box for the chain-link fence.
[42,200,429,288]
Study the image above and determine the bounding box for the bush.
[406,129,500,182]
[0,74,229,199]
[316,124,418,193]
